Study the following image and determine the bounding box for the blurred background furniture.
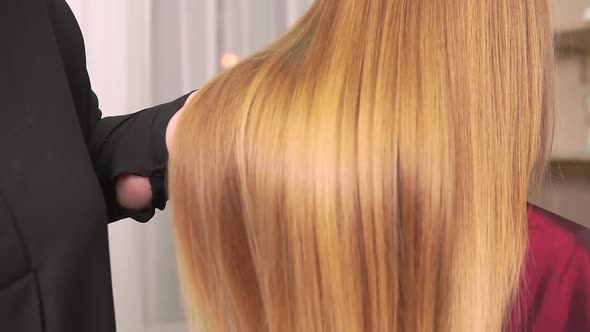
[535,0,590,227]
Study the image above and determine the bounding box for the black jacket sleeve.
[88,93,190,222]
[48,0,191,222]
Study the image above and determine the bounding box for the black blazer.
[0,0,189,331]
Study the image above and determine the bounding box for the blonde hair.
[169,0,554,331]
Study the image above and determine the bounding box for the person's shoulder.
[520,205,590,331]
[527,204,590,260]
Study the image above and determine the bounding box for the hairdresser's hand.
[116,174,151,210]
[166,90,198,152]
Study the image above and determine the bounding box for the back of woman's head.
[169,0,554,331]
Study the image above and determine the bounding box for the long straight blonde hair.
[169,0,554,330]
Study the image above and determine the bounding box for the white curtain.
[66,0,313,331]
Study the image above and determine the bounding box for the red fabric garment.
[508,205,590,331]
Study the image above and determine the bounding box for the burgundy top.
[508,205,590,331]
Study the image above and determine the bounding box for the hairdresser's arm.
[118,91,196,211]
[50,0,195,222]
[88,93,192,222]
